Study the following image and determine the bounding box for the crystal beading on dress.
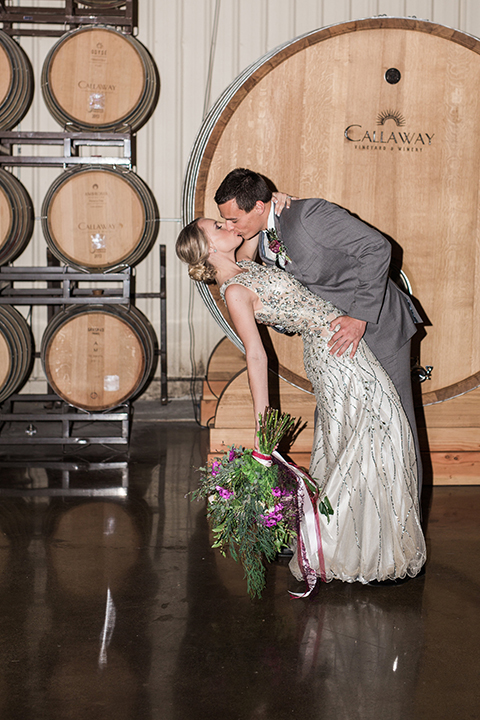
[221,261,426,584]
[221,260,340,337]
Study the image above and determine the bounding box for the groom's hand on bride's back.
[328,316,367,359]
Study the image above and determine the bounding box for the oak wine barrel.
[0,168,34,266]
[183,16,480,407]
[41,304,157,411]
[41,166,159,271]
[41,26,159,132]
[0,305,34,404]
[0,30,34,130]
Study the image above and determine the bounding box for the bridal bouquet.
[193,408,333,598]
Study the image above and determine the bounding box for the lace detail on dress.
[220,260,340,338]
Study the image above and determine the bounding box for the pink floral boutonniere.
[266,228,291,266]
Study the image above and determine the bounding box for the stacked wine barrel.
[0,31,34,130]
[41,166,158,272]
[0,168,34,267]
[41,305,157,412]
[0,22,160,412]
[0,31,35,401]
[0,306,34,403]
[41,26,159,133]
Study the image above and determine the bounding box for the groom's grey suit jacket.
[261,198,421,362]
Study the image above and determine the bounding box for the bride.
[176,218,426,586]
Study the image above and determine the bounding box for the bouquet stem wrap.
[251,450,273,467]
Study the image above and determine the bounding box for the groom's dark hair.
[214,168,272,212]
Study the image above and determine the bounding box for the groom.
[214,167,423,496]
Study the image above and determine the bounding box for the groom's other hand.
[272,192,298,215]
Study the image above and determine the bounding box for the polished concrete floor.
[0,399,478,720]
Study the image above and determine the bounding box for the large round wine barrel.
[0,306,34,403]
[0,168,34,266]
[0,31,34,130]
[41,26,159,132]
[41,305,157,411]
[183,17,480,406]
[41,167,159,271]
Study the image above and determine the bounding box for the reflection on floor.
[0,399,478,720]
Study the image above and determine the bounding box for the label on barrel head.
[91,233,106,254]
[104,375,120,392]
[88,92,105,115]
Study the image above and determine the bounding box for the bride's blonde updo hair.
[175,219,217,283]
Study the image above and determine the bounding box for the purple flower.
[215,485,233,500]
[211,460,221,476]
[260,513,279,527]
[264,517,278,527]
[228,448,236,462]
[272,487,282,498]
[260,503,284,526]
[269,240,281,253]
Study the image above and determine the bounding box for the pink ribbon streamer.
[272,451,326,597]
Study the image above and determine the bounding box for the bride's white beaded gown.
[221,260,426,584]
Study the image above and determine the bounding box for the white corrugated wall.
[5,0,480,399]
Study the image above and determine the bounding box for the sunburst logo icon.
[377,109,406,127]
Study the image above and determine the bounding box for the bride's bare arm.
[225,284,269,448]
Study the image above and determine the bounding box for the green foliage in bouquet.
[192,409,298,598]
